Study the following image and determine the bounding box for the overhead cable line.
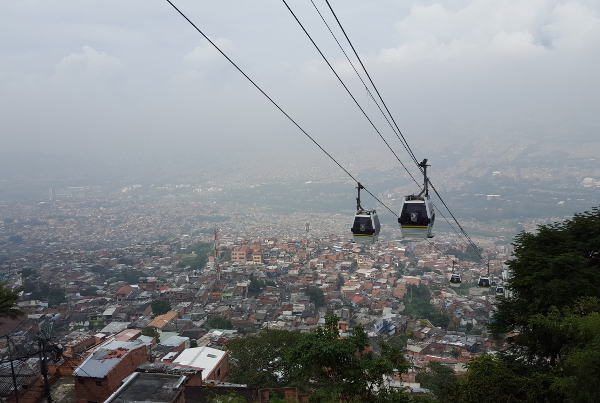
[321,0,488,264]
[309,0,476,251]
[305,0,477,252]
[429,183,485,261]
[323,0,421,168]
[164,0,397,217]
[309,0,417,182]
[281,0,419,190]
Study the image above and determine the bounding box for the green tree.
[206,315,233,330]
[248,275,265,296]
[117,257,136,266]
[402,284,450,329]
[80,287,98,296]
[151,299,171,315]
[91,265,108,277]
[121,269,147,284]
[286,314,410,402]
[141,326,160,343]
[490,208,600,365]
[220,249,232,262]
[0,283,24,322]
[176,242,213,270]
[451,354,551,403]
[528,297,600,402]
[48,288,66,307]
[20,268,38,278]
[227,329,303,389]
[445,245,481,262]
[305,285,326,308]
[8,235,23,244]
[415,361,458,401]
[207,391,247,403]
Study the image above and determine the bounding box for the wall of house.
[205,352,230,383]
[75,345,149,403]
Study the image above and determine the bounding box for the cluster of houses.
[0,233,510,401]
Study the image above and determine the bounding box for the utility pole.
[7,335,19,403]
[38,337,53,403]
[3,332,61,403]
[214,227,220,283]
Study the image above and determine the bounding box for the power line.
[320,0,488,264]
[303,1,477,249]
[323,0,421,168]
[164,0,397,217]
[308,0,422,185]
[281,0,419,189]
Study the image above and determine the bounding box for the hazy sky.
[1,0,599,166]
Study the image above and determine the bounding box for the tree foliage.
[8,235,23,244]
[151,299,171,315]
[305,285,326,308]
[403,284,450,329]
[415,361,457,401]
[176,242,213,270]
[286,315,410,402]
[227,329,302,389]
[141,326,160,343]
[227,316,414,402]
[248,275,265,297]
[490,207,600,365]
[445,245,481,262]
[461,207,600,403]
[0,283,24,322]
[80,287,98,296]
[206,315,233,330]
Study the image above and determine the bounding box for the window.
[78,378,84,384]
[95,380,103,386]
[217,368,221,376]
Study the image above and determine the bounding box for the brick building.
[73,339,152,403]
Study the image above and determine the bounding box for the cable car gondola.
[398,159,435,238]
[351,183,380,245]
[449,261,461,288]
[496,286,504,295]
[478,276,491,288]
[450,273,462,287]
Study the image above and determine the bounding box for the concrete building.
[172,346,229,382]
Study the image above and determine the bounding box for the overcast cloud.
[1,0,599,165]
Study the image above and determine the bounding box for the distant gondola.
[496,286,504,295]
[449,261,461,287]
[351,183,380,245]
[478,276,491,288]
[398,159,435,238]
[450,273,462,287]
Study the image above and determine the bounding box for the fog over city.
[2,5,600,399]
[2,0,599,157]
[1,0,600,224]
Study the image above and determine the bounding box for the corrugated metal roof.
[173,346,225,379]
[73,339,151,378]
